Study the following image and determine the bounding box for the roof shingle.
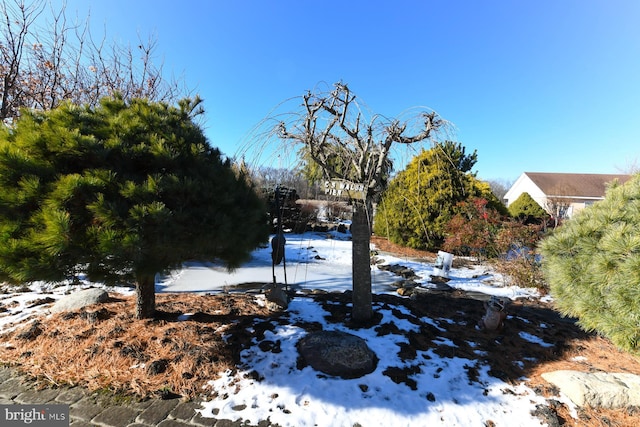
[525,172,631,198]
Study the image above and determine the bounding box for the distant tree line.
[1,0,185,123]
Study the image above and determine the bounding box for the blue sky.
[48,0,639,182]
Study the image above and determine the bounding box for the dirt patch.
[371,235,437,261]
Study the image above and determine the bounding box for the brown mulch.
[370,235,438,260]
[0,237,639,426]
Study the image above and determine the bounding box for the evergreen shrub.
[508,192,548,223]
[373,141,504,251]
[540,174,640,353]
[0,97,269,317]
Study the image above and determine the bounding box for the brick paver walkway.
[0,366,273,427]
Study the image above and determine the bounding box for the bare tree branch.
[1,0,45,120]
[0,0,187,122]
[274,82,446,200]
[241,81,449,323]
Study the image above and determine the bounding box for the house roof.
[524,172,632,199]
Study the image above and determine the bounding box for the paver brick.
[190,411,218,426]
[55,387,87,404]
[69,396,108,421]
[157,419,197,427]
[169,400,203,421]
[0,377,30,399]
[136,398,180,425]
[0,367,15,382]
[91,406,140,426]
[14,388,60,404]
[213,419,245,427]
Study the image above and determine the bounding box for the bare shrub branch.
[1,0,186,122]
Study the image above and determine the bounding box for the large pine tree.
[0,97,269,318]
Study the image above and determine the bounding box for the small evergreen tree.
[540,174,640,353]
[0,97,269,318]
[508,192,548,223]
[373,141,498,250]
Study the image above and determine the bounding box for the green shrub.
[540,174,640,353]
[508,192,548,222]
[373,141,505,250]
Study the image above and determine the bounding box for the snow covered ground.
[0,230,568,426]
[156,230,539,300]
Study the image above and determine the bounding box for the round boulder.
[297,330,378,379]
[51,288,109,313]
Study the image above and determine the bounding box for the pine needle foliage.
[540,174,640,353]
[508,192,548,222]
[0,97,269,317]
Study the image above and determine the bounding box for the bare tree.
[272,82,446,322]
[0,0,43,120]
[1,0,185,123]
[544,183,575,227]
[616,157,640,175]
[487,178,513,202]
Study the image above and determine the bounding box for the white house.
[504,172,632,218]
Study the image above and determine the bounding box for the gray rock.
[50,288,109,313]
[297,330,377,379]
[542,370,640,409]
[264,284,288,311]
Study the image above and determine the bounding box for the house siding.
[504,174,545,207]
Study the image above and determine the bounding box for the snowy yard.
[0,230,576,427]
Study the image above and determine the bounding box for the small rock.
[397,287,414,297]
[51,288,109,313]
[264,284,288,311]
[531,403,561,427]
[26,297,56,308]
[429,275,451,284]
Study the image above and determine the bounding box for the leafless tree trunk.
[351,199,372,321]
